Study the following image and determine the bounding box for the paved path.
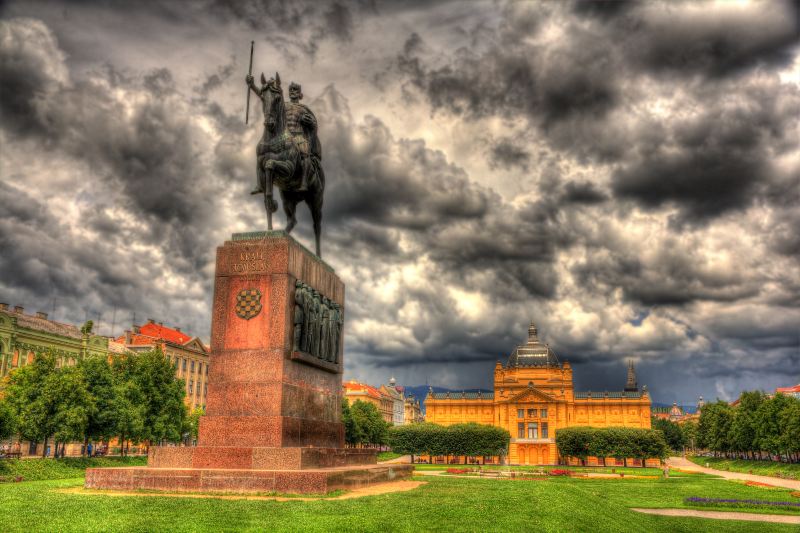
[632,508,800,524]
[667,457,800,490]
[380,455,411,464]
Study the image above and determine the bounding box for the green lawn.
[377,451,404,462]
[0,456,147,482]
[413,464,668,476]
[688,456,800,480]
[1,468,799,531]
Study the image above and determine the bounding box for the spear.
[245,40,254,124]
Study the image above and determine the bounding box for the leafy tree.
[350,400,388,446]
[730,390,764,459]
[342,399,362,445]
[555,427,592,465]
[682,420,698,452]
[0,396,15,440]
[186,407,205,442]
[127,348,187,447]
[779,398,800,463]
[756,393,794,460]
[697,401,734,456]
[47,365,92,456]
[651,417,687,452]
[588,427,613,466]
[78,355,118,454]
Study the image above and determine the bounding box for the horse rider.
[285,82,320,192]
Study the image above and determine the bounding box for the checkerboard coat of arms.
[235,288,262,319]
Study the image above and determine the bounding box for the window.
[527,408,536,417]
[527,422,538,439]
[541,422,548,439]
[517,422,524,438]
[206,364,209,375]
[189,380,194,394]
[182,359,187,371]
[541,408,548,418]
[191,360,195,373]
[517,409,524,418]
[204,383,208,397]
[198,362,202,375]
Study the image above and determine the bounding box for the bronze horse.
[250,73,325,256]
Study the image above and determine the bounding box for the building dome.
[506,321,561,368]
[389,376,396,386]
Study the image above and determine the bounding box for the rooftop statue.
[245,46,325,256]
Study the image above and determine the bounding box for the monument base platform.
[85,463,414,494]
[148,445,379,470]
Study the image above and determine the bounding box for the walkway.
[632,508,800,525]
[667,457,800,490]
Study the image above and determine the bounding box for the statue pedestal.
[86,232,412,494]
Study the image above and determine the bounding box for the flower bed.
[548,469,571,477]
[446,468,471,475]
[685,497,800,512]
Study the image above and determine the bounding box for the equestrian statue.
[246,58,325,256]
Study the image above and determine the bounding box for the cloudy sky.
[1,1,798,405]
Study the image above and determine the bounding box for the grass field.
[376,451,404,462]
[1,463,800,531]
[688,456,800,480]
[412,464,671,476]
[0,456,147,482]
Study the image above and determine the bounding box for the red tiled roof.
[776,384,800,394]
[138,322,191,344]
[344,380,382,399]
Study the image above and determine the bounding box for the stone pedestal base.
[85,463,414,494]
[148,446,378,470]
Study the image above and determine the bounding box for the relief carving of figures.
[292,281,343,364]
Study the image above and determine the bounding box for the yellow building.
[425,322,651,465]
[343,380,393,423]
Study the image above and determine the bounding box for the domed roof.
[506,322,561,368]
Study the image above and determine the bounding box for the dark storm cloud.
[617,1,799,78]
[1,3,798,403]
[488,137,531,171]
[612,79,800,223]
[206,0,360,59]
[561,180,607,205]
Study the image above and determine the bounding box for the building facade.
[425,322,652,465]
[343,380,393,423]
[381,377,405,426]
[0,304,110,379]
[116,320,210,411]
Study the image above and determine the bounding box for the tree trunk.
[42,436,48,458]
[83,435,89,457]
[623,458,628,468]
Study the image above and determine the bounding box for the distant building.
[426,322,653,465]
[653,397,703,424]
[776,384,800,399]
[0,303,110,379]
[380,377,405,426]
[344,378,423,425]
[115,319,209,411]
[404,394,424,424]
[343,380,393,423]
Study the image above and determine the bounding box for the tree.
[350,400,388,446]
[47,365,92,457]
[698,401,734,456]
[779,398,800,463]
[79,355,118,454]
[4,352,56,456]
[555,427,592,465]
[186,407,205,443]
[127,348,187,447]
[730,390,764,459]
[342,399,363,445]
[0,396,15,440]
[651,417,687,452]
[756,393,794,461]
